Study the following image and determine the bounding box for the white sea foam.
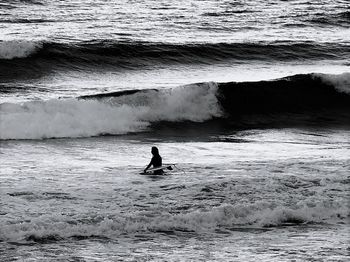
[1,199,347,242]
[0,40,41,59]
[319,72,350,94]
[0,83,221,139]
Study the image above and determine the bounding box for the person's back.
[151,154,162,168]
[151,154,163,175]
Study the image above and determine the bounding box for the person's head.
[151,146,159,156]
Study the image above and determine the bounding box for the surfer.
[144,146,163,175]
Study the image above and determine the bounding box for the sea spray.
[319,72,350,94]
[0,40,41,59]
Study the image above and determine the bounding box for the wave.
[0,82,221,139]
[218,73,350,115]
[0,18,55,24]
[0,40,349,79]
[0,73,349,140]
[1,199,348,242]
[4,0,44,5]
[307,11,350,27]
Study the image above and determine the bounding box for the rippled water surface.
[1,0,349,102]
[1,129,349,261]
[1,0,349,261]
[2,0,349,43]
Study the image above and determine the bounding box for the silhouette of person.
[144,146,163,175]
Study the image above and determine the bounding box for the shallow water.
[1,128,349,261]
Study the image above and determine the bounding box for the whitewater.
[1,130,349,261]
[1,0,349,261]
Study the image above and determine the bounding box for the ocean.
[0,0,349,261]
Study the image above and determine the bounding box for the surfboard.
[140,164,175,175]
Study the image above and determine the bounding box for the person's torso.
[152,155,162,167]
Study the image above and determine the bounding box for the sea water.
[1,0,349,261]
[1,129,349,261]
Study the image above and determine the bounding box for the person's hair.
[151,146,159,155]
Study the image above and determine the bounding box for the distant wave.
[0,40,349,80]
[4,0,43,5]
[307,11,350,27]
[0,18,55,24]
[0,73,349,140]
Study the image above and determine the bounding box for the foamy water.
[1,129,349,261]
[0,83,220,139]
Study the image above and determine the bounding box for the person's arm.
[144,158,154,172]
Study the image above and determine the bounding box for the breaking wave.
[1,199,347,243]
[0,73,349,140]
[0,82,221,139]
